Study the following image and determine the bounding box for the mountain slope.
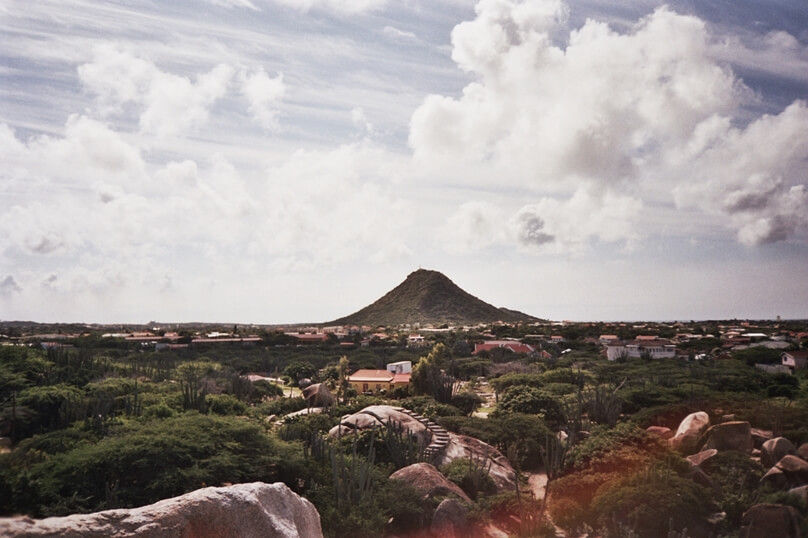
[328,269,539,326]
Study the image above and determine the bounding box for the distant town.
[3,317,807,375]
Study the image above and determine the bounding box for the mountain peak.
[328,269,538,326]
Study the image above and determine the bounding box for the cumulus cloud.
[441,201,506,253]
[509,189,642,253]
[79,44,234,138]
[255,142,412,264]
[240,68,285,130]
[410,0,807,248]
[673,101,808,245]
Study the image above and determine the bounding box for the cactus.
[382,419,434,468]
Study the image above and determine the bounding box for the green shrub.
[451,391,483,416]
[589,470,710,537]
[207,394,247,415]
[441,456,496,500]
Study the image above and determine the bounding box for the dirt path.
[526,472,548,501]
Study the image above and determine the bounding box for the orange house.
[347,369,410,394]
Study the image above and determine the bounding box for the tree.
[283,361,317,385]
[337,356,350,404]
[411,343,456,402]
[176,361,218,412]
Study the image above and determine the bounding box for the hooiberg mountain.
[328,269,539,326]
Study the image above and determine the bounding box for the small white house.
[781,351,808,372]
[386,361,412,374]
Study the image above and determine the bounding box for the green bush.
[494,386,564,427]
[451,391,483,416]
[2,414,302,517]
[589,469,710,536]
[207,394,247,415]
[441,456,496,500]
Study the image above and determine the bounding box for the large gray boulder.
[761,437,797,468]
[329,405,432,445]
[436,432,517,492]
[701,421,753,452]
[741,503,801,538]
[0,482,322,538]
[670,412,710,454]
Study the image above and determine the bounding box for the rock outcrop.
[302,383,335,408]
[389,463,471,502]
[330,405,517,491]
[741,503,802,538]
[761,437,797,468]
[701,421,753,452]
[686,449,718,468]
[670,411,711,454]
[761,455,808,490]
[0,482,322,538]
[430,498,470,538]
[646,426,673,439]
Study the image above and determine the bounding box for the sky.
[1,0,807,324]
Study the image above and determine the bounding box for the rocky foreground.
[0,483,322,538]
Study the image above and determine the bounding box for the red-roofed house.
[347,369,410,394]
[473,340,536,356]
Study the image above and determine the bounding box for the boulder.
[777,455,808,485]
[390,463,471,502]
[701,421,753,452]
[646,426,673,439]
[761,437,797,468]
[329,405,431,445]
[670,412,710,454]
[687,449,718,468]
[0,482,322,538]
[751,428,773,449]
[789,485,808,504]
[741,503,801,538]
[435,433,517,492]
[301,383,335,408]
[761,455,808,490]
[331,405,517,492]
[799,443,808,461]
[430,498,470,538]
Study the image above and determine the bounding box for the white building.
[386,361,413,374]
[606,339,677,361]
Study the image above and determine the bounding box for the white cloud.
[0,275,22,295]
[240,68,285,130]
[441,201,506,253]
[351,107,374,135]
[206,0,259,10]
[78,44,235,138]
[509,189,642,254]
[268,0,387,14]
[411,0,807,247]
[673,100,808,245]
[382,26,417,40]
